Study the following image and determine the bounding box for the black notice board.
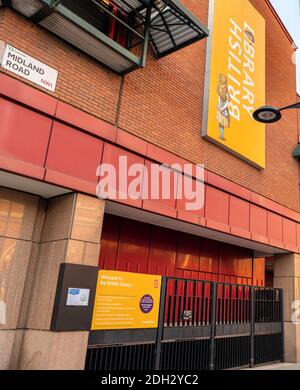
[51,263,98,331]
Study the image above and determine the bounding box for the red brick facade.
[0,0,299,211]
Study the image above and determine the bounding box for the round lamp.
[252,106,282,123]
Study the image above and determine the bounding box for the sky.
[270,0,300,93]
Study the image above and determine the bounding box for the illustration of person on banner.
[216,73,231,141]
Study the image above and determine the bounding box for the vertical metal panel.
[160,339,210,370]
[117,218,151,273]
[46,121,104,185]
[209,282,217,370]
[215,336,251,370]
[85,344,156,370]
[98,214,121,270]
[155,277,167,370]
[280,289,285,362]
[255,286,282,323]
[250,286,255,367]
[0,98,52,168]
[254,334,282,365]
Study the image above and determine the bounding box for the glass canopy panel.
[148,0,209,58]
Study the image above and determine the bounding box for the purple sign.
[139,294,154,314]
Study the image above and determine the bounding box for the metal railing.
[86,276,284,370]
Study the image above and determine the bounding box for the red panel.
[250,205,268,242]
[176,177,205,224]
[251,192,284,215]
[0,98,52,166]
[177,233,200,271]
[229,196,250,233]
[207,171,251,201]
[99,214,120,270]
[297,223,300,250]
[177,209,205,226]
[199,238,219,273]
[283,207,300,223]
[0,73,57,116]
[144,160,178,209]
[116,219,151,274]
[142,200,177,218]
[0,154,45,180]
[263,198,284,215]
[219,244,237,276]
[283,218,297,250]
[101,143,145,207]
[253,258,265,287]
[142,160,178,217]
[46,121,103,186]
[116,129,148,156]
[236,258,252,278]
[148,226,177,277]
[45,170,96,194]
[267,212,283,247]
[205,186,230,232]
[146,143,189,168]
[55,101,117,142]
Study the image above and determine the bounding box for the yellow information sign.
[91,270,162,330]
[202,0,266,168]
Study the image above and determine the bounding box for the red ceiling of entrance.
[99,214,265,286]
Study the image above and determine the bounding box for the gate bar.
[250,286,255,367]
[155,276,167,370]
[209,282,217,370]
[280,289,285,362]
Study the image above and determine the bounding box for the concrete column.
[0,187,41,369]
[274,253,300,363]
[7,192,104,370]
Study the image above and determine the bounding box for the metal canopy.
[2,0,209,73]
[112,0,145,13]
[4,0,148,74]
[148,0,209,58]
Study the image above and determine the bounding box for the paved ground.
[244,363,300,370]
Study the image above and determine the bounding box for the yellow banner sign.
[203,0,266,168]
[91,270,162,330]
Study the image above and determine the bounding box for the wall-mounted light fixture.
[253,102,300,123]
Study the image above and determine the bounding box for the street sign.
[1,43,58,92]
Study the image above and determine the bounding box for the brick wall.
[0,8,121,124]
[0,1,299,211]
